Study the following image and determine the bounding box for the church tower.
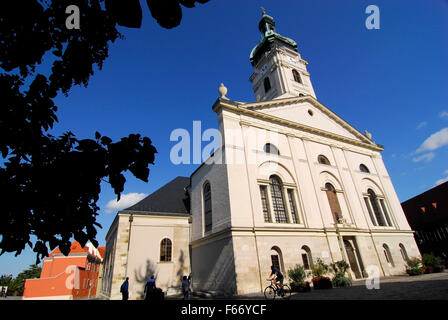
[249,9,317,102]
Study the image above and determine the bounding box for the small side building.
[23,241,104,300]
[100,176,191,300]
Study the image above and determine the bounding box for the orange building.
[23,241,105,300]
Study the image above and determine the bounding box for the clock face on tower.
[260,64,268,75]
[288,56,298,65]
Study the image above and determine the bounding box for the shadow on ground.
[167,272,448,300]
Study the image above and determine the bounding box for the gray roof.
[124,176,190,215]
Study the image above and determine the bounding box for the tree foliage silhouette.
[0,0,209,262]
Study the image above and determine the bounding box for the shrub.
[290,281,311,292]
[311,258,330,279]
[330,260,352,287]
[311,259,332,289]
[330,260,350,275]
[287,264,307,285]
[422,254,443,273]
[405,257,424,276]
[407,267,424,276]
[288,264,311,293]
[332,274,352,287]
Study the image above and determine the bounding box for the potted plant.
[287,264,311,292]
[330,260,352,287]
[405,257,424,276]
[422,254,444,273]
[311,259,332,289]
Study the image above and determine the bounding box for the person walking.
[144,275,157,301]
[181,275,191,300]
[120,277,129,300]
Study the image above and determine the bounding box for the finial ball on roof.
[218,83,228,99]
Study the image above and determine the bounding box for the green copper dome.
[250,11,298,67]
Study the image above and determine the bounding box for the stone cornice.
[119,210,190,218]
[190,226,414,246]
[213,97,384,152]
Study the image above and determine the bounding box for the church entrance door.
[343,239,362,279]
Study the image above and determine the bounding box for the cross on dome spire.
[249,13,318,100]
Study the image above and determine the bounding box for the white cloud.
[412,152,435,163]
[105,192,147,213]
[440,111,448,119]
[416,127,448,153]
[435,169,448,186]
[416,121,427,129]
[436,176,448,186]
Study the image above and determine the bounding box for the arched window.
[383,244,394,267]
[325,183,343,224]
[292,69,302,83]
[259,185,271,223]
[259,175,302,225]
[365,189,392,227]
[318,155,331,165]
[270,246,284,272]
[264,77,271,93]
[301,246,313,270]
[263,143,279,155]
[269,175,289,223]
[399,244,409,261]
[160,238,172,262]
[359,164,370,173]
[203,182,212,232]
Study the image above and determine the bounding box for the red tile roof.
[49,241,103,258]
[98,247,106,259]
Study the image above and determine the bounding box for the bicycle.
[264,279,291,300]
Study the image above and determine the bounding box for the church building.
[100,11,420,299]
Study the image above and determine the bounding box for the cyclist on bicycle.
[268,265,284,289]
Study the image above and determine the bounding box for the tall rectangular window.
[271,255,280,271]
[287,189,299,223]
[302,254,310,270]
[379,199,393,226]
[364,197,377,226]
[203,183,212,232]
[160,238,172,262]
[260,185,271,222]
[270,177,289,223]
[371,197,386,226]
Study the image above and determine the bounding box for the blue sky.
[1,0,447,277]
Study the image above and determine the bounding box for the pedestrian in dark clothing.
[144,275,156,300]
[181,275,191,300]
[120,277,129,300]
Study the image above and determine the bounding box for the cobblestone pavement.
[8,272,446,301]
[169,271,448,300]
[235,271,448,300]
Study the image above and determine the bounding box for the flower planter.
[291,281,311,292]
[424,266,434,274]
[312,277,332,290]
[406,267,424,276]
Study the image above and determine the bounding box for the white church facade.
[100,12,420,299]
